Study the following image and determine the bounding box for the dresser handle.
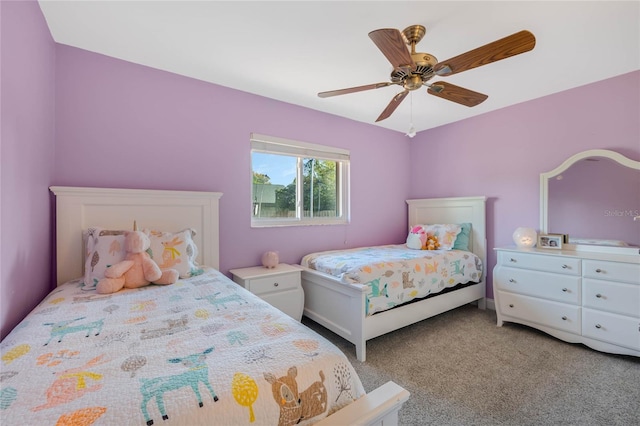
[509,304,514,308]
[510,258,517,263]
[595,324,602,329]
[562,316,567,321]
[273,282,279,287]
[596,293,602,298]
[595,268,602,273]
[562,288,568,292]
[561,264,568,269]
[509,278,516,283]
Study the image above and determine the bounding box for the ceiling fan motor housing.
[391,52,438,89]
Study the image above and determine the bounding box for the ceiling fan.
[318,25,536,122]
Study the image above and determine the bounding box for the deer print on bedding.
[43,317,104,345]
[140,347,219,426]
[197,291,248,310]
[264,366,328,426]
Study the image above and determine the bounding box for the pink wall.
[1,0,56,339]
[53,45,412,275]
[408,70,640,299]
[2,1,638,340]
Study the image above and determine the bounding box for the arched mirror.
[540,149,640,254]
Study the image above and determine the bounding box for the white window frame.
[250,133,350,228]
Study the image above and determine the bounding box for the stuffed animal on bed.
[424,234,441,250]
[96,231,179,294]
[406,226,427,250]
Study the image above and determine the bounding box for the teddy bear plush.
[424,234,441,250]
[96,231,179,294]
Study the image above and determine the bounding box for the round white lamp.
[512,227,537,248]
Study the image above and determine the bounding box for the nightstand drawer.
[249,273,299,296]
[498,251,580,275]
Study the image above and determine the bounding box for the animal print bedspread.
[0,268,365,425]
[301,245,483,315]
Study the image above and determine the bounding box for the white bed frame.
[300,196,487,362]
[49,186,410,426]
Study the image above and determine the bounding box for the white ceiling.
[38,1,640,135]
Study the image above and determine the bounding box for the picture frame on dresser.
[538,234,563,249]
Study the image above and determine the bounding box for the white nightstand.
[229,264,304,321]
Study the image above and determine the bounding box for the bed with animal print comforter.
[0,268,365,425]
[301,245,483,316]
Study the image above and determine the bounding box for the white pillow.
[83,227,127,290]
[144,228,203,278]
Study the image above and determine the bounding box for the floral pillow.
[83,227,127,290]
[144,228,203,278]
[406,224,462,250]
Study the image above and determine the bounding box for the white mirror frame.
[540,149,640,255]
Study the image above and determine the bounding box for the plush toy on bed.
[406,226,427,250]
[96,230,179,294]
[424,234,441,250]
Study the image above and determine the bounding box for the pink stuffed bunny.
[96,231,178,294]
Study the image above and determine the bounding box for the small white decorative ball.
[512,227,537,248]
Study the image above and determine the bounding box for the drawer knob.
[509,258,517,263]
[596,293,602,298]
[595,324,602,329]
[561,264,568,269]
[562,288,568,292]
[509,304,514,308]
[562,316,567,321]
[273,282,279,287]
[509,278,516,283]
[595,268,603,273]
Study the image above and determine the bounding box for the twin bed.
[0,187,409,426]
[299,197,487,361]
[1,187,486,425]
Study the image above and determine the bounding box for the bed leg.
[477,297,486,310]
[356,342,366,362]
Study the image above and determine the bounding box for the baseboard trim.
[486,298,495,311]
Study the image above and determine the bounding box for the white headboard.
[406,196,487,280]
[50,186,223,286]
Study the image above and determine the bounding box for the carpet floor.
[303,304,640,426]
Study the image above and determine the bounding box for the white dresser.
[493,247,640,357]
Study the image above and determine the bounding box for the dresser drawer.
[248,272,300,296]
[582,308,640,351]
[583,260,640,284]
[495,266,580,304]
[583,278,640,318]
[498,251,580,275]
[497,291,581,334]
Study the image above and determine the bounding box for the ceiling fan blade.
[376,90,409,122]
[368,28,415,69]
[318,82,394,98]
[433,30,536,76]
[427,81,488,107]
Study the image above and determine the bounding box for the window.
[250,133,350,227]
